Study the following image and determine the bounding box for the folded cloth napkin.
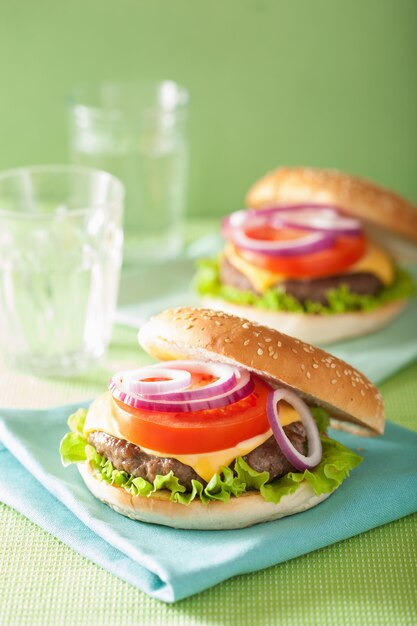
[0,402,417,602]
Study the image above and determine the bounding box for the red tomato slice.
[236,234,367,278]
[113,377,272,454]
[245,225,309,242]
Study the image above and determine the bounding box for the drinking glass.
[68,80,189,267]
[0,165,124,376]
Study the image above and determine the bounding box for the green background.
[0,0,416,217]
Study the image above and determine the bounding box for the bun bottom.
[202,297,407,345]
[78,463,330,530]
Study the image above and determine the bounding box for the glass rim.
[67,79,189,121]
[0,164,125,221]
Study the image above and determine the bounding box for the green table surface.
[1,323,416,626]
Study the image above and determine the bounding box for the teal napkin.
[0,402,417,602]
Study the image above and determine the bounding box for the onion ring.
[140,360,238,400]
[123,367,192,396]
[266,388,322,470]
[221,205,363,258]
[222,209,335,257]
[109,362,255,413]
[272,207,362,236]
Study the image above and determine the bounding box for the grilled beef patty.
[88,431,201,490]
[87,421,307,489]
[243,421,306,479]
[220,256,383,305]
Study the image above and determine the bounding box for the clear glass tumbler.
[0,165,124,376]
[68,81,189,267]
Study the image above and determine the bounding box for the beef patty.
[220,256,383,305]
[87,421,307,490]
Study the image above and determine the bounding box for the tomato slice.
[113,376,272,454]
[245,224,309,242]
[236,234,367,278]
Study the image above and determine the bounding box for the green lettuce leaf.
[234,437,363,504]
[60,407,362,506]
[310,406,330,433]
[67,408,88,435]
[194,257,416,315]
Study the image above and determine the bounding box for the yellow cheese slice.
[84,392,300,482]
[349,241,394,285]
[224,243,286,292]
[224,240,394,293]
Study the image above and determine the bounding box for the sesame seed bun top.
[138,307,385,436]
[246,166,417,245]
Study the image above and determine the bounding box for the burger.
[60,307,384,530]
[195,167,417,344]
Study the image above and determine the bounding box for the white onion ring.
[232,227,334,257]
[273,207,362,236]
[266,388,322,471]
[109,362,254,413]
[221,205,363,258]
[123,367,192,396]
[222,210,335,257]
[140,360,238,400]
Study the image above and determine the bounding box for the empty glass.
[0,166,124,376]
[68,80,189,267]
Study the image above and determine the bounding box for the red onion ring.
[222,209,335,257]
[231,226,335,257]
[266,388,322,471]
[123,367,192,396]
[221,205,362,258]
[140,360,238,400]
[109,363,255,413]
[272,207,362,236]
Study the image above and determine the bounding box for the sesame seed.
[224,338,231,343]
[277,341,282,348]
[265,337,272,342]
[331,379,337,384]
[300,364,305,371]
[257,348,263,356]
[330,363,336,369]
[244,339,250,346]
[292,348,298,354]
[360,390,365,396]
[306,372,311,379]
[242,322,250,329]
[273,353,278,359]
[215,320,221,326]
[312,363,318,369]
